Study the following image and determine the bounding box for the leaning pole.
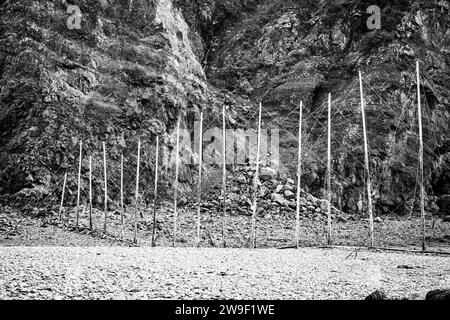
[250,102,262,249]
[75,141,82,227]
[327,93,332,245]
[196,111,203,247]
[133,139,141,244]
[221,105,227,248]
[120,154,124,239]
[416,61,426,252]
[59,172,67,222]
[172,119,181,247]
[295,101,303,249]
[102,142,108,233]
[359,71,374,247]
[151,136,160,247]
[89,156,93,230]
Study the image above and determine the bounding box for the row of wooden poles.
[58,63,427,250]
[58,138,160,245]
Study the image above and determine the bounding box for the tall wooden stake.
[89,156,93,230]
[295,101,303,249]
[103,142,108,233]
[196,112,203,247]
[59,172,67,222]
[327,93,332,245]
[120,154,124,239]
[75,141,82,227]
[134,139,141,244]
[173,119,181,247]
[359,71,374,247]
[151,136,160,247]
[250,102,262,249]
[417,61,426,251]
[222,105,227,248]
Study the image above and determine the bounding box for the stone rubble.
[190,165,347,221]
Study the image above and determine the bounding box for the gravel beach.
[1,246,449,300]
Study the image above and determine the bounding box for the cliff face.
[179,0,450,215]
[0,0,240,206]
[0,0,449,215]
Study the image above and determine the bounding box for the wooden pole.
[120,154,124,239]
[75,141,82,227]
[59,172,67,222]
[359,71,375,247]
[196,112,203,247]
[222,105,227,248]
[134,139,141,244]
[103,142,108,233]
[89,156,93,230]
[151,136,160,247]
[250,102,262,249]
[295,101,303,249]
[173,119,181,247]
[417,61,426,251]
[327,93,332,245]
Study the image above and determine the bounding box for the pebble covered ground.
[1,205,449,300]
[1,204,449,252]
[0,246,449,300]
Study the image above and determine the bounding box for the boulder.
[107,201,117,212]
[284,190,295,199]
[228,193,240,202]
[177,196,188,206]
[288,202,297,209]
[365,290,387,300]
[271,193,288,206]
[259,187,269,198]
[425,289,450,301]
[235,176,247,184]
[260,167,277,181]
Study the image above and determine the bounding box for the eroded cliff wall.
[0,0,449,215]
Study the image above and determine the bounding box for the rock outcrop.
[183,0,450,216]
[0,0,245,207]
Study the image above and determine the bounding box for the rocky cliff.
[0,0,244,208]
[0,0,449,216]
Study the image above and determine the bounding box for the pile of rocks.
[199,165,346,221]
